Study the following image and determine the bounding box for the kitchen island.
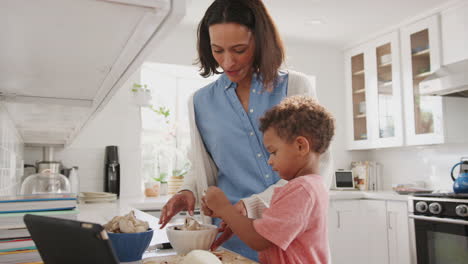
[76,197,257,263]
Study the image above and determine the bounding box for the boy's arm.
[219,205,273,251]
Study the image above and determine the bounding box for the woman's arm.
[179,93,218,205]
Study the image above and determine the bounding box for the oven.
[409,195,468,264]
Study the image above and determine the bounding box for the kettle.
[450,161,468,194]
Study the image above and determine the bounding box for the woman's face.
[209,23,255,84]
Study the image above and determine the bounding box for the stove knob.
[429,202,442,214]
[455,205,468,217]
[415,201,428,213]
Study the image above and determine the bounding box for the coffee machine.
[104,146,120,196]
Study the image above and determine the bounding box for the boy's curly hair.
[259,95,335,154]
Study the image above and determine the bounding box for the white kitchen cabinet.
[400,15,444,145]
[360,200,389,264]
[328,200,364,264]
[0,0,185,146]
[441,1,468,65]
[387,201,411,264]
[345,31,403,150]
[330,199,411,264]
[359,200,411,264]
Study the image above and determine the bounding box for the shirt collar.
[221,72,260,91]
[220,73,234,90]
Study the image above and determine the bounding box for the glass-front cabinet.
[401,15,444,145]
[345,32,403,150]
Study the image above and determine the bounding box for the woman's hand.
[210,200,247,251]
[158,190,195,229]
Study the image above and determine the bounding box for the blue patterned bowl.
[108,229,153,262]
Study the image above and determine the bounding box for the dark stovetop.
[413,192,468,199]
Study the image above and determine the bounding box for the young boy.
[203,95,335,264]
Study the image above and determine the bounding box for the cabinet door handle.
[387,212,392,230]
[337,211,341,229]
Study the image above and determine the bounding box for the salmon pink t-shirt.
[253,175,329,264]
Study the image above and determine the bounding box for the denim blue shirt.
[193,71,289,204]
[193,71,289,260]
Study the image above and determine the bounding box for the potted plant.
[152,173,168,196]
[167,162,190,195]
[131,82,152,107]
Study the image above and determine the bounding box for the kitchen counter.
[329,190,410,201]
[76,191,409,263]
[77,191,409,220]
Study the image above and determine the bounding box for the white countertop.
[329,190,410,201]
[76,191,409,221]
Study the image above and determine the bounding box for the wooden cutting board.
[143,250,259,264]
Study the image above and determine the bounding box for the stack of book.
[0,193,78,264]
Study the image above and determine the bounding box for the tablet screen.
[335,171,354,188]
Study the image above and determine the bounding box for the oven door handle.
[409,214,468,225]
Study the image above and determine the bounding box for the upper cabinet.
[440,1,468,65]
[346,6,468,150]
[401,15,444,145]
[0,0,185,146]
[345,32,403,150]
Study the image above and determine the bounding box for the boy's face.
[263,127,302,181]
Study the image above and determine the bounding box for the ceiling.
[181,0,454,48]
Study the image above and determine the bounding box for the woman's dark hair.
[196,0,285,88]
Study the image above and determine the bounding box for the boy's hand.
[203,186,231,215]
[210,200,247,250]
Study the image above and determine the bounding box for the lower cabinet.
[328,200,364,264]
[386,201,411,264]
[328,199,411,264]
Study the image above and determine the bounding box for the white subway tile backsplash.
[0,102,24,196]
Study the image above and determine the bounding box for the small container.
[108,229,153,262]
[69,166,79,195]
[166,224,218,255]
[160,182,168,196]
[144,182,160,197]
[20,169,71,195]
[358,101,366,114]
[380,54,392,65]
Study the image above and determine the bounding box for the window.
[140,63,216,193]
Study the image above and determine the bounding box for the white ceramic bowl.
[166,224,218,255]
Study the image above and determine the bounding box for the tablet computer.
[23,214,119,264]
[334,170,355,190]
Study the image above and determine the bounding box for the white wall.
[0,102,24,195]
[24,71,142,198]
[369,144,468,191]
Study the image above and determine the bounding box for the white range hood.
[0,0,185,146]
[419,59,468,97]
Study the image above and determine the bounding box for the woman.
[159,0,333,260]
